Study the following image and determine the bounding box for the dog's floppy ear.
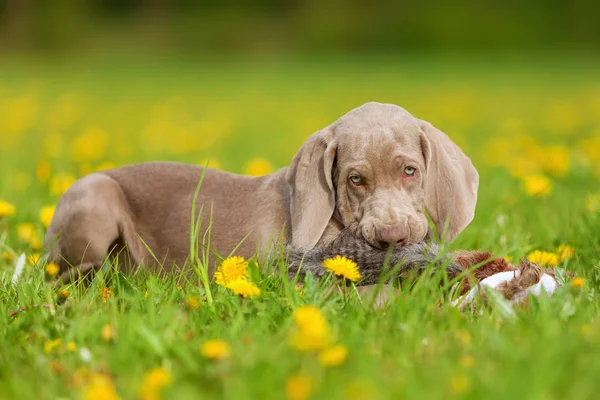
[419,120,479,242]
[286,127,337,250]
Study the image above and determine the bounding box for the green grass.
[1,54,600,399]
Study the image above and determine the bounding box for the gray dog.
[45,102,478,281]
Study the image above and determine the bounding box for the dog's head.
[286,102,479,250]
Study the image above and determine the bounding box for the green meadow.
[1,55,600,399]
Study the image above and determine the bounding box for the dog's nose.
[376,225,408,248]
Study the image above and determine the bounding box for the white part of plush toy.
[453,270,558,307]
[513,274,558,303]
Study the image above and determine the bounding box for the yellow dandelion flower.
[17,223,42,249]
[585,193,599,213]
[522,174,552,197]
[0,200,16,218]
[1,94,38,137]
[290,306,331,352]
[450,373,471,394]
[185,296,201,310]
[45,262,60,277]
[227,279,261,298]
[527,250,559,266]
[285,374,312,400]
[138,367,173,400]
[84,374,120,400]
[66,341,77,352]
[59,290,70,299]
[318,344,348,367]
[44,338,62,353]
[101,324,115,341]
[572,277,585,288]
[71,126,109,163]
[542,145,570,177]
[200,339,231,360]
[290,329,322,352]
[557,245,574,262]
[36,160,51,184]
[49,174,76,197]
[322,255,361,281]
[40,205,56,228]
[508,157,540,179]
[28,253,41,266]
[2,251,14,262]
[100,287,112,302]
[244,157,273,177]
[292,306,327,331]
[214,256,249,287]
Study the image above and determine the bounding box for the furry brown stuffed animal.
[450,251,562,307]
[284,227,462,284]
[284,227,562,305]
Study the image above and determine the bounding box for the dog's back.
[45,162,289,281]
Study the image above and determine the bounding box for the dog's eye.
[349,175,363,186]
[404,166,416,176]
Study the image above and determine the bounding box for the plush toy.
[284,227,564,306]
[450,251,561,308]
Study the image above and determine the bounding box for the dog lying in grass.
[45,102,478,282]
[283,226,562,306]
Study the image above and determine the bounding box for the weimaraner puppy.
[45,102,479,281]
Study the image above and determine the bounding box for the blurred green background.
[1,0,599,55]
